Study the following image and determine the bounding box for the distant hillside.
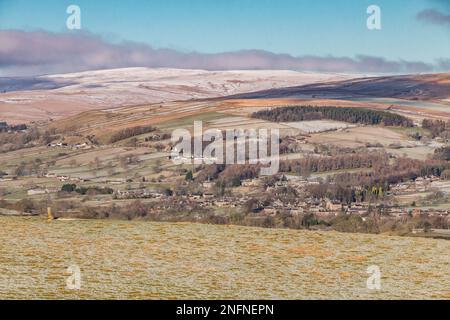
[0,68,349,123]
[231,73,450,102]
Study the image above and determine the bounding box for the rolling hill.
[0,68,349,123]
[230,73,450,102]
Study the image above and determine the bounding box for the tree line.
[109,125,156,144]
[422,119,450,139]
[0,126,49,153]
[308,158,450,204]
[252,105,413,127]
[433,146,450,161]
[194,152,389,187]
[196,164,260,188]
[279,152,388,176]
[0,122,27,132]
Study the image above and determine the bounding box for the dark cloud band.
[0,30,447,76]
[417,9,450,25]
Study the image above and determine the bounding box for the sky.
[0,0,449,76]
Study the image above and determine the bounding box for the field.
[282,120,356,133]
[0,217,449,299]
[310,126,412,146]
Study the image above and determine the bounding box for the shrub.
[61,184,77,193]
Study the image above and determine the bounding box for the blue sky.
[0,0,449,75]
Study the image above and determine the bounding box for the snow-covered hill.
[0,67,350,123]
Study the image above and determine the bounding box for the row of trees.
[109,125,156,143]
[308,158,450,204]
[279,152,389,176]
[252,105,413,127]
[61,184,113,195]
[0,126,49,153]
[195,152,388,185]
[433,146,450,161]
[217,164,260,187]
[195,163,261,187]
[422,119,450,138]
[0,122,27,132]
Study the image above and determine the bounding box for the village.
[61,172,450,221]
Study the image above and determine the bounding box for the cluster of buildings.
[389,176,440,194]
[199,176,450,219]
[114,189,166,199]
[21,167,450,220]
[27,188,60,196]
[44,173,87,182]
[47,142,92,150]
